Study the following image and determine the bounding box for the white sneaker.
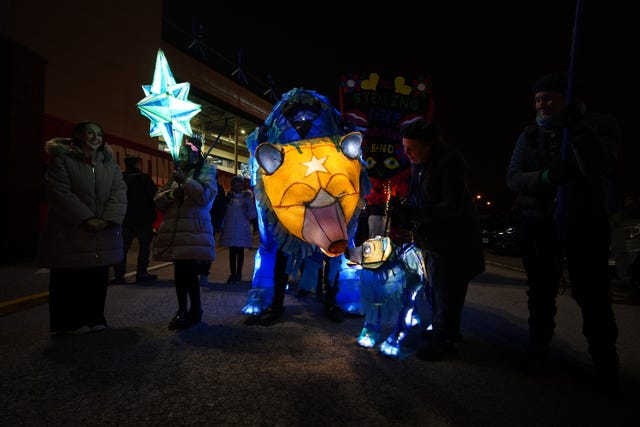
[199,275,208,286]
[90,324,107,332]
[69,325,91,335]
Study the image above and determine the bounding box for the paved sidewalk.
[0,240,175,316]
[0,247,524,317]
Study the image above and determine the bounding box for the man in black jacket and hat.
[507,71,622,398]
[399,118,485,361]
[112,155,158,283]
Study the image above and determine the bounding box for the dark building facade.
[1,0,273,261]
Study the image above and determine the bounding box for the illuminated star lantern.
[137,48,201,162]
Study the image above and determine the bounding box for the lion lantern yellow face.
[255,132,363,257]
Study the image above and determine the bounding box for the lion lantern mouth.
[256,133,363,256]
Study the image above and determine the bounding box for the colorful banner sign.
[339,72,434,213]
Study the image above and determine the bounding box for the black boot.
[259,306,286,326]
[323,284,344,323]
[168,309,189,330]
[325,304,345,323]
[594,364,622,401]
[187,308,203,327]
[417,337,457,361]
[521,333,551,372]
[521,344,549,373]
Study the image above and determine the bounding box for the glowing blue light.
[357,327,381,348]
[137,49,201,162]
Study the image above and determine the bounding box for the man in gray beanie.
[531,71,569,96]
[506,71,623,399]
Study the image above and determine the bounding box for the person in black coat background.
[113,155,158,284]
[398,118,485,361]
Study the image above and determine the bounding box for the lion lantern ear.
[340,132,363,160]
[255,143,284,175]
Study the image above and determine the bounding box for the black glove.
[169,187,184,202]
[392,203,419,228]
[173,168,187,184]
[542,160,568,185]
[561,102,582,127]
[561,102,596,143]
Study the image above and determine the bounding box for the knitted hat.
[124,155,141,169]
[189,133,204,149]
[399,117,441,142]
[531,71,568,95]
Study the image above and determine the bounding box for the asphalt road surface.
[1,249,638,426]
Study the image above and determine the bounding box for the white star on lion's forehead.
[302,154,329,176]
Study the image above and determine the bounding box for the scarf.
[536,113,565,130]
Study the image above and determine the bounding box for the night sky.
[165,1,636,211]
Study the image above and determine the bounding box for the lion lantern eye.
[363,243,373,256]
[255,143,284,175]
[340,132,363,160]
